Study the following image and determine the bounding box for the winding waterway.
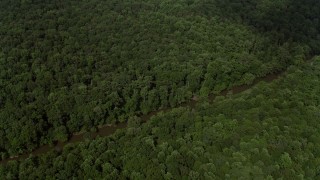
[0,71,283,164]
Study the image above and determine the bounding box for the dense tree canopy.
[0,0,320,178]
[1,57,320,179]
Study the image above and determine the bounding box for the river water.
[0,71,282,164]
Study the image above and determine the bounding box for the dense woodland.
[0,0,320,178]
[1,57,320,179]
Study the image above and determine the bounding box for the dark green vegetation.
[1,57,320,179]
[214,0,320,54]
[1,0,319,157]
[0,0,320,178]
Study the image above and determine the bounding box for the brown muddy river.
[0,71,282,165]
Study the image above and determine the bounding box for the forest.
[0,0,320,179]
[1,57,320,179]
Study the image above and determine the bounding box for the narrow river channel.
[0,71,283,164]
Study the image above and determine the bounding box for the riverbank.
[0,68,286,165]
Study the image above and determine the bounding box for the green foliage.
[0,0,320,179]
[2,59,320,179]
[0,0,315,156]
